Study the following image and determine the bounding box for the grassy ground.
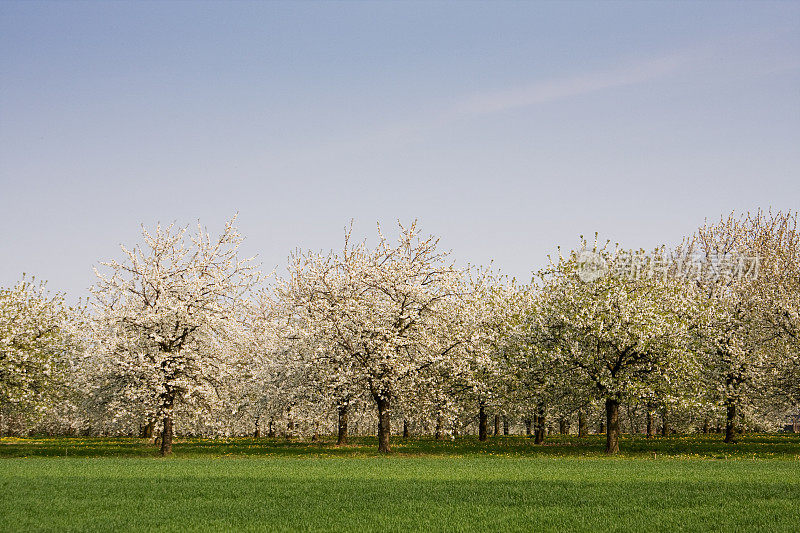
[1,432,799,458]
[2,434,799,532]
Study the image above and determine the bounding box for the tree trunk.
[535,423,545,444]
[646,406,655,438]
[337,403,349,445]
[478,401,488,442]
[159,390,175,457]
[375,392,391,453]
[578,410,587,438]
[403,419,410,439]
[435,416,443,440]
[605,398,620,455]
[524,418,532,436]
[559,417,568,435]
[267,417,275,438]
[661,407,669,437]
[493,415,500,436]
[140,420,155,439]
[253,415,261,438]
[534,408,546,445]
[702,417,709,434]
[502,416,510,436]
[160,414,173,456]
[724,400,737,443]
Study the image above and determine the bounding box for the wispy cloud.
[313,53,689,158]
[301,39,795,160]
[454,53,688,116]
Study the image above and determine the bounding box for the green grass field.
[2,434,799,532]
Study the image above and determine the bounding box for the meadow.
[1,434,799,532]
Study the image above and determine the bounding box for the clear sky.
[1,1,798,300]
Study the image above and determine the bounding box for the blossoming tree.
[278,222,463,452]
[0,276,81,435]
[524,239,702,453]
[91,216,260,455]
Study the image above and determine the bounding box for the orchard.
[2,210,798,456]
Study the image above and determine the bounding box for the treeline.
[1,211,798,454]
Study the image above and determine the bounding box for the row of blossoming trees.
[1,211,798,454]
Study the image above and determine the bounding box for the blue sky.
[1,1,798,299]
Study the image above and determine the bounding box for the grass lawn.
[2,434,799,532]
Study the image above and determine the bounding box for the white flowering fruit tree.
[91,216,260,455]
